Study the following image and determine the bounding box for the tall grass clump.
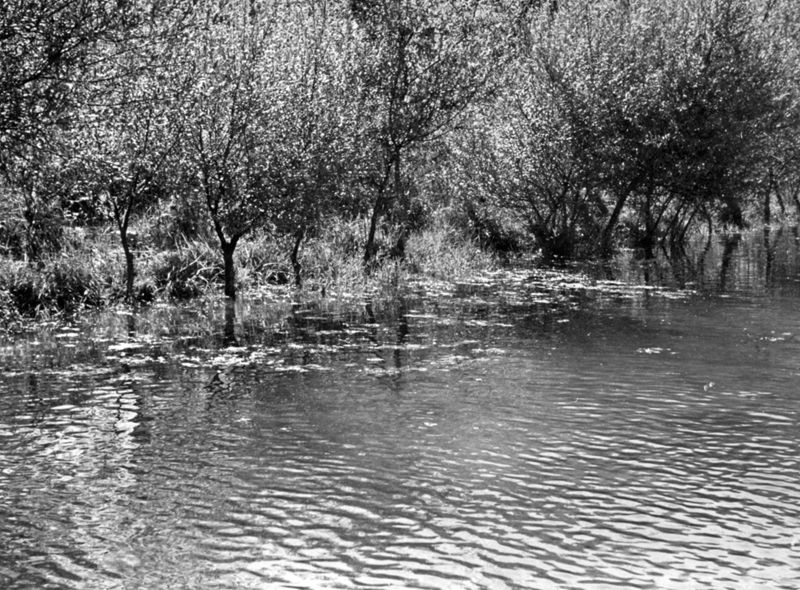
[405,223,497,281]
[285,218,406,300]
[0,254,104,318]
[143,239,220,300]
[234,232,292,288]
[298,218,370,299]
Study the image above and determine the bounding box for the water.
[2,229,800,589]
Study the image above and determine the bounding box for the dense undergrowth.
[0,214,498,332]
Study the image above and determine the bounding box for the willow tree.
[0,0,137,262]
[756,0,800,221]
[260,2,365,288]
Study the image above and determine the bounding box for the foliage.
[0,0,798,319]
[465,0,796,259]
[352,0,509,263]
[65,4,187,300]
[0,147,68,260]
[167,0,364,296]
[1,254,103,317]
[0,286,24,333]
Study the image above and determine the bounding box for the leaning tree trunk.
[600,192,630,257]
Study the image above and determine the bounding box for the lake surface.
[2,229,800,589]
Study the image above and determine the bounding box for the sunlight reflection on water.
[1,229,800,589]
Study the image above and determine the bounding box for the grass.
[0,228,113,325]
[405,222,496,281]
[0,214,500,331]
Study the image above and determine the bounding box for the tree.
[65,4,190,301]
[169,0,280,298]
[0,1,139,265]
[0,0,132,164]
[259,1,366,288]
[172,0,361,298]
[756,0,800,221]
[351,0,506,264]
[480,0,792,259]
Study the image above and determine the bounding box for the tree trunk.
[764,186,771,226]
[221,238,238,299]
[764,226,774,286]
[600,192,629,257]
[114,195,135,304]
[223,298,237,346]
[718,234,740,292]
[291,228,304,288]
[642,185,657,259]
[364,194,383,265]
[390,153,408,261]
[121,231,135,303]
[23,194,39,263]
[364,161,392,266]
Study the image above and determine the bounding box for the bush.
[299,219,366,297]
[1,257,103,317]
[140,195,212,251]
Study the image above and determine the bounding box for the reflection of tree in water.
[362,300,411,373]
[0,372,153,585]
[24,372,48,425]
[717,233,741,292]
[223,299,238,347]
[594,228,800,294]
[394,299,409,369]
[762,225,786,289]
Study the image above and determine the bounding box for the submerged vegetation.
[1,0,799,325]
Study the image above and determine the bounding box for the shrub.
[1,257,103,317]
[0,186,65,260]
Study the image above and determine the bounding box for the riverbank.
[0,217,499,333]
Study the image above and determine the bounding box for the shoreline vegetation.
[0,215,501,332]
[1,0,799,330]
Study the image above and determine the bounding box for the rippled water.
[2,229,800,589]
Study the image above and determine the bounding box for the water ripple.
[3,265,800,589]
